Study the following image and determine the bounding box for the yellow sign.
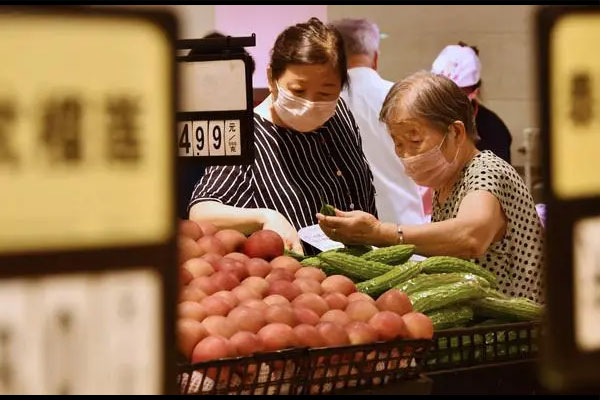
[551,13,600,199]
[0,13,174,252]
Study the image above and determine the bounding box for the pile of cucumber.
[302,241,543,330]
[307,202,543,330]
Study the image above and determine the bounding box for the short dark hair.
[458,40,479,56]
[270,18,348,88]
[203,31,226,40]
[380,71,479,141]
[189,31,256,75]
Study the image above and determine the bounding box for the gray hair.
[380,71,479,141]
[330,18,380,58]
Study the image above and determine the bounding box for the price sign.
[178,119,240,157]
[0,7,177,395]
[176,39,255,166]
[538,5,600,392]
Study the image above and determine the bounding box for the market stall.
[171,12,550,396]
[2,4,600,396]
[174,214,543,395]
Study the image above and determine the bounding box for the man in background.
[331,18,429,224]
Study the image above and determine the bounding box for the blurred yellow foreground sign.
[551,13,600,199]
[0,9,174,253]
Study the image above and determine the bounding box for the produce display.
[176,220,433,367]
[298,209,543,331]
[176,202,545,394]
[177,213,543,366]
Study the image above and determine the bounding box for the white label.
[573,215,600,352]
[224,119,241,156]
[208,120,225,156]
[191,120,209,157]
[0,270,162,395]
[298,224,344,252]
[0,281,34,395]
[36,275,92,395]
[0,14,173,252]
[95,270,163,395]
[177,121,192,157]
[179,59,246,113]
[296,224,396,255]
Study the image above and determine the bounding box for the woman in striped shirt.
[189,18,377,253]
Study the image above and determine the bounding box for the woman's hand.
[189,202,304,254]
[261,209,304,255]
[316,209,389,246]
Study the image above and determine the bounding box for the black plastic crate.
[177,338,432,395]
[177,348,307,395]
[302,339,431,395]
[424,321,541,372]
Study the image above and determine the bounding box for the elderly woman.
[189,18,377,254]
[318,71,544,302]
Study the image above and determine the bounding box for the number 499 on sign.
[178,120,223,157]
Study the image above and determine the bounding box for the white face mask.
[273,83,338,132]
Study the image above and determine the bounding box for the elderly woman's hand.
[316,209,382,246]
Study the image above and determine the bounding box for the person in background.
[432,42,513,164]
[189,31,256,75]
[318,72,544,303]
[189,18,377,254]
[331,18,428,225]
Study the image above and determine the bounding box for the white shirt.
[341,67,427,225]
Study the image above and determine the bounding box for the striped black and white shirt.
[189,98,377,231]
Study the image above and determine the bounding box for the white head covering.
[431,44,481,88]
